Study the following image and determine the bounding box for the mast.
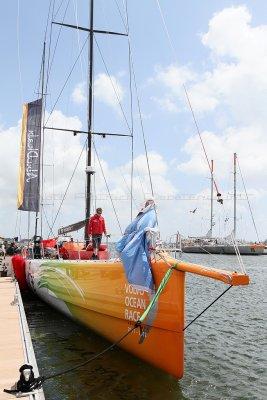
[34,41,46,239]
[210,159,214,237]
[233,153,237,238]
[49,2,129,240]
[85,0,94,242]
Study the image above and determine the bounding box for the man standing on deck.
[87,207,107,259]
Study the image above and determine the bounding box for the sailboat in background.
[182,154,264,255]
[12,0,250,379]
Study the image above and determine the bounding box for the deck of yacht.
[0,277,45,400]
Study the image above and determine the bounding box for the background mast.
[210,159,214,237]
[233,153,237,238]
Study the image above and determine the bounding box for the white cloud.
[0,112,180,240]
[174,6,267,182]
[153,64,195,96]
[152,6,267,120]
[71,82,86,104]
[94,73,124,111]
[1,6,267,241]
[71,74,124,112]
[148,6,267,239]
[148,6,267,181]
[178,125,267,182]
[151,96,180,113]
[0,111,264,241]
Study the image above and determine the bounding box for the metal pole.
[233,153,237,238]
[85,0,94,243]
[35,41,46,239]
[210,159,214,237]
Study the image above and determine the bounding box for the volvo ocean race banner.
[17,99,42,212]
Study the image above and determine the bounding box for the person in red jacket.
[87,207,107,259]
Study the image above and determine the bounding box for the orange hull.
[23,253,249,378]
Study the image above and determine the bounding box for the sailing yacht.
[182,155,264,255]
[12,1,250,379]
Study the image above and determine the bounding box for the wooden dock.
[0,277,45,399]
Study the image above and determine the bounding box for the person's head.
[96,207,103,215]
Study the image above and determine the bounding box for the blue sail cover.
[116,206,157,290]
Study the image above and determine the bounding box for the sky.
[0,0,267,242]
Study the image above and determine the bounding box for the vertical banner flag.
[17,99,42,212]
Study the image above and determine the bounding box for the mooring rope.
[40,324,137,383]
[15,257,234,389]
[183,285,233,331]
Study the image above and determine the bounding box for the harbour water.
[23,254,266,399]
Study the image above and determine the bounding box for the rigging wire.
[16,0,23,104]
[135,167,146,200]
[153,1,251,264]
[48,0,85,232]
[115,0,155,199]
[155,0,222,200]
[100,0,135,220]
[115,0,127,27]
[32,0,54,99]
[43,207,56,238]
[54,0,66,19]
[72,0,86,78]
[44,32,89,127]
[39,1,57,237]
[27,212,31,247]
[116,0,158,225]
[44,0,56,98]
[44,0,54,40]
[14,212,19,239]
[93,142,123,234]
[119,168,139,210]
[48,139,87,237]
[237,158,260,242]
[40,44,46,238]
[94,36,132,135]
[124,0,134,221]
[47,0,71,83]
[18,212,22,241]
[131,64,155,199]
[45,0,71,119]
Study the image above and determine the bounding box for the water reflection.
[23,254,266,399]
[23,293,187,400]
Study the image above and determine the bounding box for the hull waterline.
[21,255,249,378]
[25,257,185,378]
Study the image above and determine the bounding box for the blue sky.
[0,0,267,241]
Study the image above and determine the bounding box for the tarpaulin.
[116,205,157,290]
